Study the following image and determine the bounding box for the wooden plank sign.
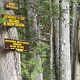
[2,14,26,27]
[5,39,29,52]
[6,2,18,10]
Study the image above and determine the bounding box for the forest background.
[0,0,80,80]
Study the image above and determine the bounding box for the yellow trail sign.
[2,14,26,27]
[5,39,30,52]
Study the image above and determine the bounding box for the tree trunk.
[74,14,80,80]
[75,6,80,80]
[70,2,80,80]
[35,54,43,80]
[53,0,59,80]
[49,0,54,80]
[76,20,80,80]
[70,3,76,80]
[0,0,22,80]
[59,0,71,80]
[27,0,43,80]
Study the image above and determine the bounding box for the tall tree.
[49,0,54,80]
[27,0,43,80]
[53,0,59,80]
[70,1,79,80]
[0,0,22,80]
[59,0,71,80]
[74,1,80,80]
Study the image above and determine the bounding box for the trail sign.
[5,39,29,52]
[6,2,18,10]
[2,14,26,27]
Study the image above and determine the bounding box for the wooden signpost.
[2,14,26,27]
[6,2,18,10]
[3,2,29,53]
[5,39,29,52]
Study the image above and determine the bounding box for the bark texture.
[49,0,54,80]
[70,3,76,80]
[53,0,59,80]
[0,0,22,80]
[59,0,71,80]
[70,3,80,80]
[75,7,80,80]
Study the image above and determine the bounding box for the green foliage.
[0,8,6,24]
[30,43,49,80]
[14,0,80,80]
[21,52,31,79]
[0,18,5,24]
[21,42,49,80]
[14,0,55,80]
[31,59,43,80]
[0,9,6,14]
[36,43,49,62]
[70,0,78,6]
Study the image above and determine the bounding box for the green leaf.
[0,9,6,14]
[0,18,5,24]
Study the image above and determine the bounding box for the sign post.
[6,2,18,10]
[3,2,29,53]
[5,39,29,52]
[2,14,26,27]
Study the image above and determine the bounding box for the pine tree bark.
[0,0,22,80]
[59,0,71,80]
